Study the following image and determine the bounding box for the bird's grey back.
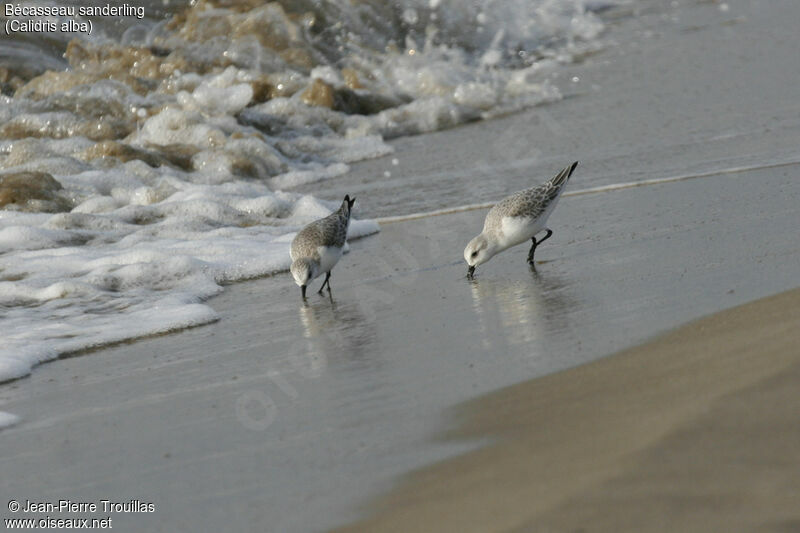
[484,162,578,231]
[291,205,350,260]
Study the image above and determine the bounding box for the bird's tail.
[549,161,579,190]
[340,194,356,217]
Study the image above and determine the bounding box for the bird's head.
[464,234,495,276]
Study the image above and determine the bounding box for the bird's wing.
[317,213,348,248]
[504,161,578,218]
[291,224,323,261]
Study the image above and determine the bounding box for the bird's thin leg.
[527,229,553,264]
[527,237,538,264]
[538,229,553,246]
[318,272,331,294]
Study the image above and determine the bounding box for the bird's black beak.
[467,265,475,279]
[301,285,307,300]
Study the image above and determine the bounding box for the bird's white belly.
[317,245,343,275]
[500,216,546,250]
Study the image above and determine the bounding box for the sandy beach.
[2,0,800,532]
[2,165,798,532]
[335,287,800,533]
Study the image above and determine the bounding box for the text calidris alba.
[290,195,356,299]
[464,161,578,278]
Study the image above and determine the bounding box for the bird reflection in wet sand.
[468,269,573,353]
[298,296,377,366]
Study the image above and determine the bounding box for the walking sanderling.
[290,195,356,299]
[464,161,578,278]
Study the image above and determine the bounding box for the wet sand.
[2,0,800,532]
[1,163,799,533]
[335,287,800,533]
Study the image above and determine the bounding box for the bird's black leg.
[527,229,553,264]
[318,272,331,294]
[527,238,537,264]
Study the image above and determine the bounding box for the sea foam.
[1,0,612,383]
[0,411,21,430]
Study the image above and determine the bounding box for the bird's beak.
[301,285,307,300]
[467,265,475,279]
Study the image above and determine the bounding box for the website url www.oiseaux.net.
[5,516,113,529]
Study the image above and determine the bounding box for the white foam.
[0,180,379,382]
[136,107,227,149]
[309,66,345,87]
[177,67,254,116]
[0,225,79,253]
[0,0,609,385]
[0,412,21,430]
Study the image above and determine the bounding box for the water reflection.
[297,295,377,370]
[468,267,573,357]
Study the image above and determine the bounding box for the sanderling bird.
[464,161,578,278]
[290,195,356,299]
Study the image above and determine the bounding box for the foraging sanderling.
[290,195,356,299]
[464,161,578,278]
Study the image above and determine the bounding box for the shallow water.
[4,163,799,533]
[3,0,800,531]
[1,0,616,381]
